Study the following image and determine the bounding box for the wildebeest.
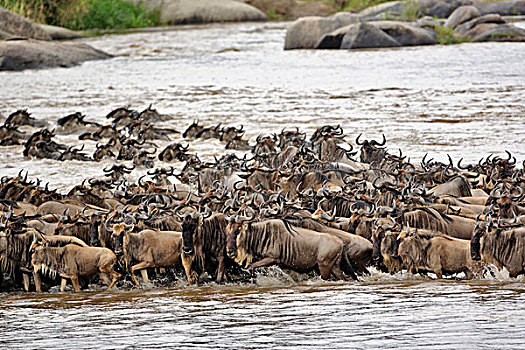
[398,230,478,279]
[31,243,121,292]
[226,217,349,280]
[180,210,229,284]
[110,222,182,286]
[471,222,525,278]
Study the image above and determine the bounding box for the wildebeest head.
[181,213,199,255]
[89,216,101,246]
[183,120,203,139]
[5,109,46,128]
[470,217,491,261]
[490,184,523,219]
[355,133,387,164]
[225,209,256,260]
[180,206,212,255]
[371,217,396,265]
[109,222,132,256]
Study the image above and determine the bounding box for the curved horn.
[355,133,364,146]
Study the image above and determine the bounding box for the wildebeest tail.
[341,249,358,281]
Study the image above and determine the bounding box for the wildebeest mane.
[401,207,452,233]
[484,228,525,273]
[33,246,65,279]
[241,220,295,265]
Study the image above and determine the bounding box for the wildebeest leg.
[140,270,149,284]
[22,273,30,292]
[130,262,154,286]
[181,253,196,284]
[99,273,112,286]
[33,271,42,292]
[70,275,81,292]
[249,257,277,278]
[216,256,226,283]
[60,278,68,292]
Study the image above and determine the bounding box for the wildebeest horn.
[103,165,116,173]
[489,186,504,199]
[457,158,470,170]
[320,207,336,222]
[510,186,523,201]
[238,207,256,223]
[201,205,212,219]
[105,218,114,233]
[355,133,364,145]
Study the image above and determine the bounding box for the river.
[1,21,525,349]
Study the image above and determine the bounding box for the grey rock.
[374,21,437,45]
[359,1,403,18]
[285,12,361,49]
[444,5,480,28]
[315,24,356,49]
[135,0,267,24]
[472,23,525,41]
[475,0,525,16]
[340,22,401,49]
[0,40,112,71]
[39,24,87,40]
[0,7,51,40]
[425,2,456,18]
[459,22,499,38]
[455,14,506,35]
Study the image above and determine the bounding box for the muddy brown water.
[1,22,525,349]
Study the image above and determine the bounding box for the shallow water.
[2,276,525,349]
[1,21,525,348]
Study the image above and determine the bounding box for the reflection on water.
[1,21,525,348]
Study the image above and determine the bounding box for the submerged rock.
[284,12,361,49]
[0,40,112,71]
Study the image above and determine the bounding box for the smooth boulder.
[135,0,267,24]
[425,1,457,18]
[0,7,51,40]
[0,40,112,71]
[444,5,480,28]
[472,23,525,41]
[340,22,401,49]
[284,12,361,49]
[475,0,525,16]
[374,21,437,45]
[359,1,403,19]
[39,24,87,40]
[454,13,506,36]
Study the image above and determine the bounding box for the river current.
[1,21,525,349]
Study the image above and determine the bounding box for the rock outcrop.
[0,7,51,40]
[284,12,361,49]
[134,0,268,24]
[0,7,111,71]
[0,40,112,71]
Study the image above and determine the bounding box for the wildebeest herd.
[1,106,524,293]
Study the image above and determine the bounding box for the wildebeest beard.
[31,247,65,280]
